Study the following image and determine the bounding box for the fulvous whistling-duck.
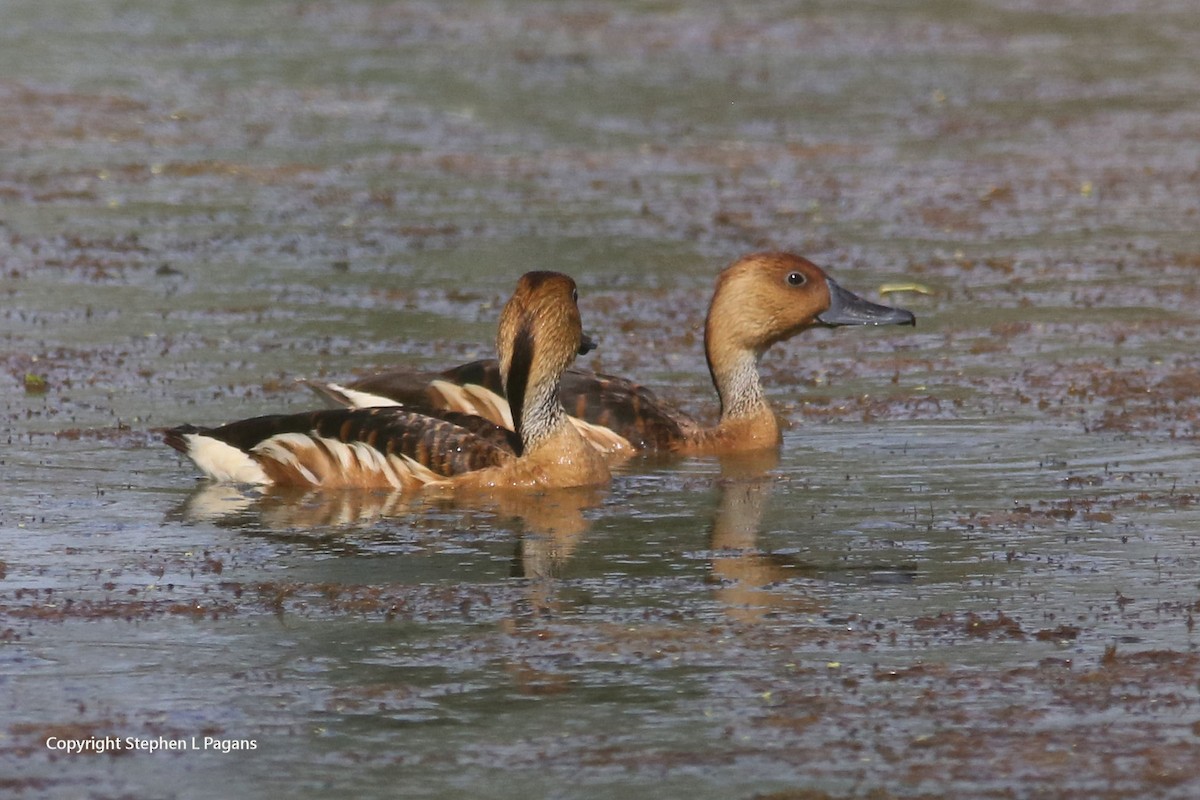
[165,271,611,491]
[309,252,915,455]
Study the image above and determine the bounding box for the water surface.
[4,1,1200,797]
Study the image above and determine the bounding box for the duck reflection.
[173,483,410,530]
[171,448,821,622]
[504,485,606,578]
[170,480,604,569]
[707,449,822,622]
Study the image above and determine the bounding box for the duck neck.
[514,377,568,454]
[710,347,770,422]
[698,347,780,451]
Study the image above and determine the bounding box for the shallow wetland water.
[3,1,1200,797]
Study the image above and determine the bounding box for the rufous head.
[705,252,914,361]
[497,271,587,438]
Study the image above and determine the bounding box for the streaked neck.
[712,349,769,421]
[516,378,568,453]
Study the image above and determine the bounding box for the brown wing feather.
[559,369,698,452]
[329,360,697,453]
[333,359,504,407]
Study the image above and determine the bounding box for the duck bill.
[578,332,598,355]
[817,279,916,327]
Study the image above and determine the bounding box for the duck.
[164,271,611,491]
[308,252,916,455]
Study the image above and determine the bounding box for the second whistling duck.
[309,252,915,455]
[164,271,610,491]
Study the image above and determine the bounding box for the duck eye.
[572,289,579,304]
[786,271,806,286]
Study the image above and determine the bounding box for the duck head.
[705,252,914,359]
[498,271,587,448]
[703,252,914,422]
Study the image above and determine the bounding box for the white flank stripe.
[347,440,402,489]
[254,434,321,485]
[430,380,472,415]
[326,383,403,409]
[386,453,415,486]
[429,380,513,429]
[461,383,514,429]
[184,434,271,484]
[389,452,442,486]
[569,417,632,455]
[325,435,359,474]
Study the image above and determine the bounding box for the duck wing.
[164,406,515,488]
[310,361,699,453]
[305,360,513,428]
[558,369,698,452]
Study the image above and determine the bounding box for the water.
[4,1,1200,797]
